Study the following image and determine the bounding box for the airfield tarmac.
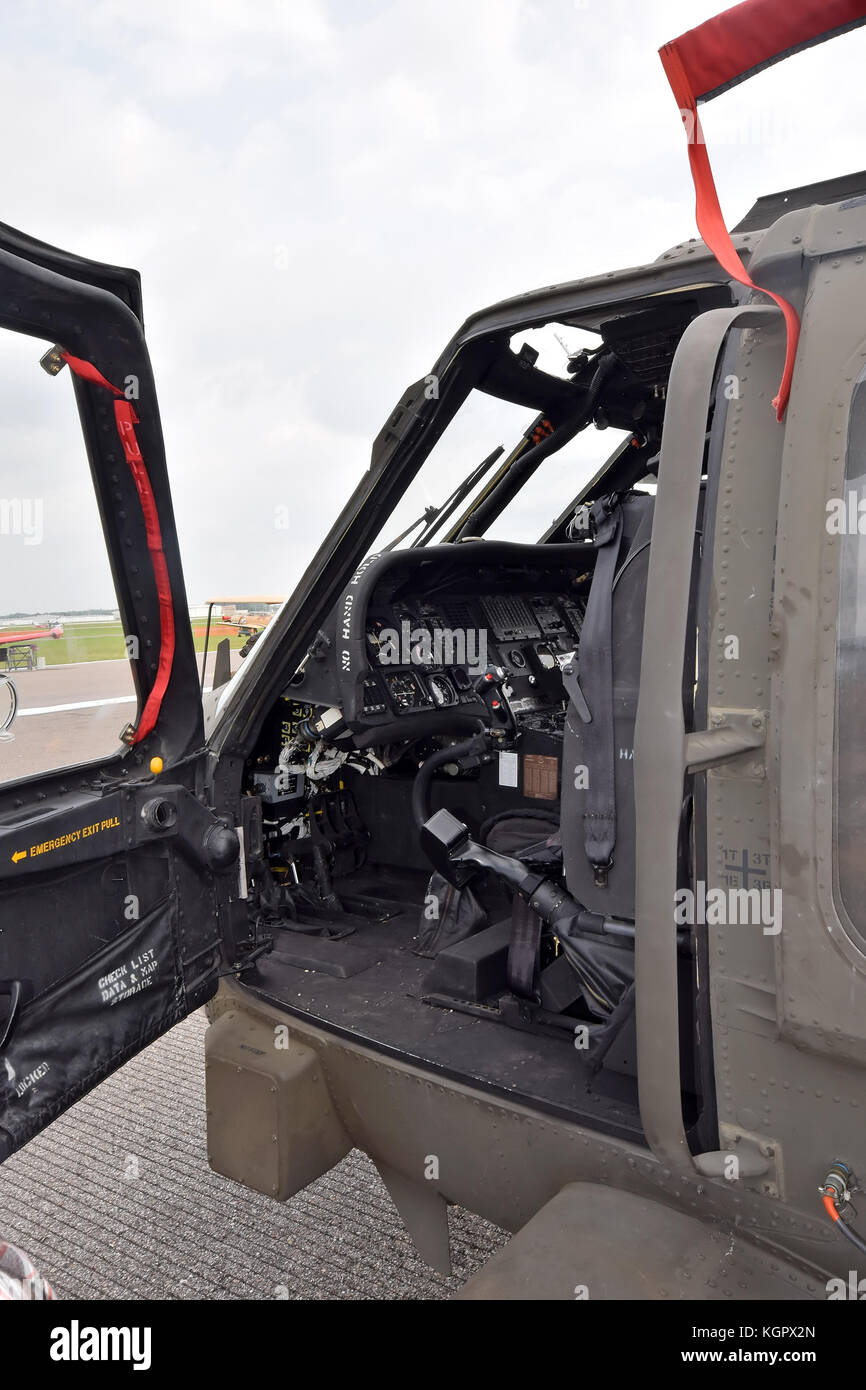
[0,657,507,1299]
[1,653,232,782]
[1,658,137,782]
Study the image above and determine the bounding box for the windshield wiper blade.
[411,445,505,547]
[380,505,441,551]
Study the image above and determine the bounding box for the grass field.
[2,620,248,666]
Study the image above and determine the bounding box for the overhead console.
[287,542,592,744]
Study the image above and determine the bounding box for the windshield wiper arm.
[379,445,505,551]
[412,445,505,546]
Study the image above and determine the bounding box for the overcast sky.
[1,0,865,613]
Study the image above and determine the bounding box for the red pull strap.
[59,352,124,396]
[659,42,799,421]
[113,400,176,743]
[61,353,175,744]
[659,0,866,420]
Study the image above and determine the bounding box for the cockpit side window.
[0,330,137,785]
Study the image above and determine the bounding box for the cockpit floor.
[243,866,645,1144]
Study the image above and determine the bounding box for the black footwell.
[242,888,645,1144]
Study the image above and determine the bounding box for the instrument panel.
[362,590,584,720]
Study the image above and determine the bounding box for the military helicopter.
[2,0,866,1302]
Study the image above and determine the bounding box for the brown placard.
[523,753,558,800]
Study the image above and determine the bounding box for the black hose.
[412,729,487,829]
[312,842,334,902]
[834,1212,866,1256]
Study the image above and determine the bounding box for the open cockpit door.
[0,225,238,1162]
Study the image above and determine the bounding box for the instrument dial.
[385,672,430,710]
[427,675,456,708]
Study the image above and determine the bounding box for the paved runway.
[0,657,508,1299]
[1,659,134,782]
[0,653,235,782]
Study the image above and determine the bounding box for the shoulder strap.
[562,494,623,887]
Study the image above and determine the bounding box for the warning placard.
[0,795,125,878]
[28,815,120,861]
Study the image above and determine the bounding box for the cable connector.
[820,1161,866,1256]
[819,1160,853,1206]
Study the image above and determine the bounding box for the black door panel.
[0,893,188,1159]
[0,229,232,1162]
